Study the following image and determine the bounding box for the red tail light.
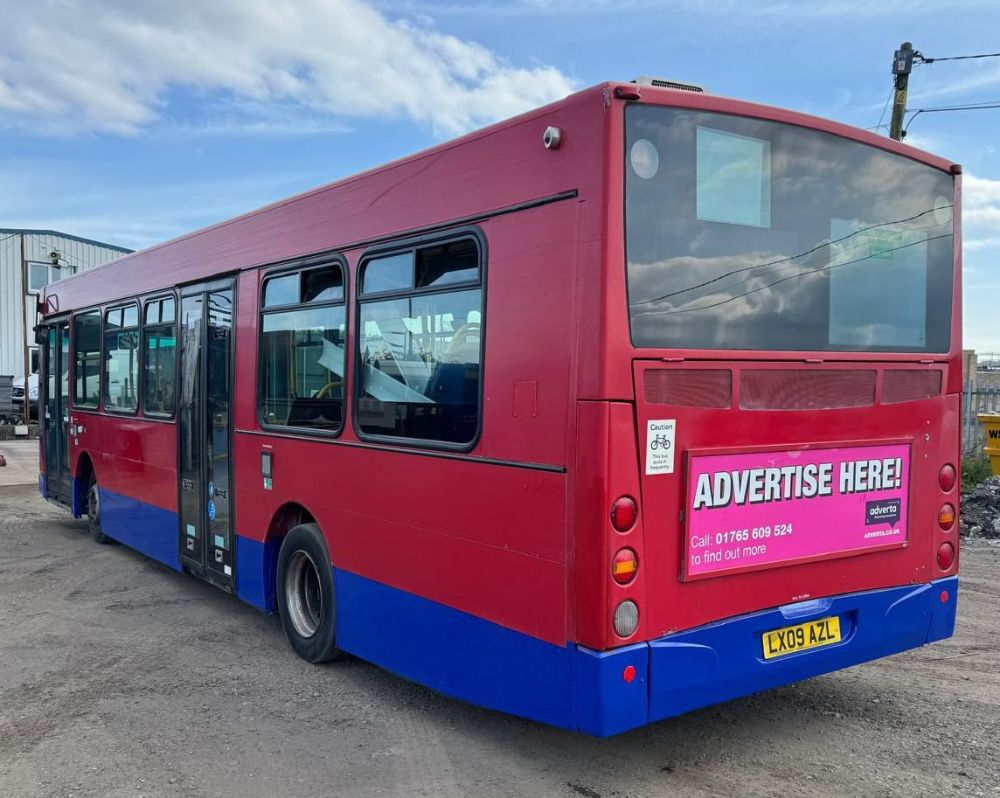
[938,464,956,492]
[937,542,955,570]
[610,496,638,532]
[937,503,956,531]
[611,548,639,585]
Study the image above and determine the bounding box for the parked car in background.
[12,372,39,419]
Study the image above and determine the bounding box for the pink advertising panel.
[684,442,911,579]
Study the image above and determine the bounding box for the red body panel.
[631,361,959,643]
[41,82,961,653]
[70,415,177,512]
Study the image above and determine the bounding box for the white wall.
[0,231,130,379]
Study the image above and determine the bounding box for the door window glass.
[144,328,177,416]
[143,296,177,417]
[72,311,101,407]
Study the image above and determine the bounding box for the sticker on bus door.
[645,419,676,475]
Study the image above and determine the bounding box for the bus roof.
[44,81,957,314]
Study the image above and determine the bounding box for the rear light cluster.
[610,496,641,638]
[611,548,638,585]
[938,464,956,492]
[936,463,957,573]
[610,497,637,532]
[613,600,640,638]
[937,503,956,531]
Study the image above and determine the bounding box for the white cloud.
[963,173,1000,227]
[966,237,1000,251]
[962,173,1000,257]
[0,0,575,137]
[965,173,1000,205]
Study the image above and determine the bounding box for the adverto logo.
[865,498,901,527]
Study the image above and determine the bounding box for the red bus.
[37,80,961,736]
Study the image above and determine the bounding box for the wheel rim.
[88,483,100,530]
[286,550,323,639]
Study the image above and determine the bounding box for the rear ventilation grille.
[643,369,732,408]
[741,369,876,410]
[882,369,943,404]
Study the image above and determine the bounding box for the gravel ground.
[0,457,998,796]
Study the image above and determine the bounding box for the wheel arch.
[72,450,96,518]
[251,501,320,613]
[265,501,317,545]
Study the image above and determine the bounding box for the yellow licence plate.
[762,616,842,660]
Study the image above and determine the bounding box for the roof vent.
[631,76,707,93]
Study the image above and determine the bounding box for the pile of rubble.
[960,475,1000,538]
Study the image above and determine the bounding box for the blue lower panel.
[646,577,959,724]
[93,489,277,604]
[335,569,582,729]
[71,475,85,517]
[333,570,958,736]
[38,473,47,499]
[99,488,182,572]
[235,536,280,612]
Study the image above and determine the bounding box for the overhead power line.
[905,101,1000,133]
[915,51,1000,64]
[907,100,1000,112]
[875,81,895,133]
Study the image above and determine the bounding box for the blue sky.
[3,0,999,349]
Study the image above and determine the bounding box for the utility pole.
[889,41,915,141]
[19,232,30,424]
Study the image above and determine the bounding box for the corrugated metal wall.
[0,234,20,378]
[0,231,131,379]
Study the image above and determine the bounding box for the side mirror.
[34,325,48,346]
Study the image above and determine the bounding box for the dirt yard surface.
[0,458,998,796]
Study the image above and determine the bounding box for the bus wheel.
[276,523,342,664]
[86,474,111,545]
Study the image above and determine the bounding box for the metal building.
[1,229,132,405]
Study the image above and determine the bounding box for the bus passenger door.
[178,281,235,591]
[42,320,72,504]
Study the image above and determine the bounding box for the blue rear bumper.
[334,569,958,737]
[639,576,957,731]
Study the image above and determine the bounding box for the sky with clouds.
[2,0,999,349]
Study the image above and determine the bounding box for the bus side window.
[356,235,483,446]
[259,262,347,433]
[103,303,140,413]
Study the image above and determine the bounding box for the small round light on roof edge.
[543,126,562,150]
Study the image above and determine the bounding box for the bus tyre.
[276,523,342,664]
[86,474,111,545]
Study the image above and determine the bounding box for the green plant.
[962,453,993,493]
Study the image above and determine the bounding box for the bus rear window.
[624,106,955,353]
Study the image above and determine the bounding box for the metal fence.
[963,380,1000,453]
